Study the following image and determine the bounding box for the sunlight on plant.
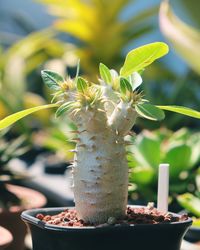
[38,0,158,78]
[159,0,200,75]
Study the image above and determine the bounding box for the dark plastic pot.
[185,226,200,242]
[21,206,192,250]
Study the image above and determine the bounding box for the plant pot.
[0,226,13,250]
[0,184,46,250]
[21,206,192,250]
[185,226,200,242]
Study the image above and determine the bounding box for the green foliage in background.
[159,0,200,75]
[177,193,200,227]
[38,0,158,78]
[128,128,200,203]
[140,66,200,130]
[0,129,29,208]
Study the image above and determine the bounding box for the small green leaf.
[157,105,200,119]
[99,63,112,84]
[130,72,143,91]
[177,193,200,217]
[135,103,165,121]
[77,77,88,93]
[164,144,191,178]
[55,102,74,117]
[120,77,133,94]
[0,104,58,130]
[120,42,169,77]
[41,70,64,90]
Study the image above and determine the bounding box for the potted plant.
[0,42,200,250]
[0,130,47,250]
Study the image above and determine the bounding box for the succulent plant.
[127,128,200,203]
[0,129,28,208]
[0,42,200,223]
[177,193,200,227]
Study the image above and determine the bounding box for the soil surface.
[36,206,188,227]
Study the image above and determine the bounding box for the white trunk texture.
[71,110,129,224]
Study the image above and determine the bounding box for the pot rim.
[21,206,193,232]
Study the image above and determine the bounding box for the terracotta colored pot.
[0,184,46,250]
[0,226,13,250]
[22,206,192,250]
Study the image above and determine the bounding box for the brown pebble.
[35,206,188,227]
[36,214,44,220]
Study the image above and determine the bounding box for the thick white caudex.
[68,82,137,223]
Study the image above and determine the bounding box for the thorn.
[116,130,119,135]
[78,144,86,148]
[127,131,136,136]
[69,149,77,153]
[69,130,80,134]
[89,136,96,140]
[68,159,77,164]
[80,129,87,133]
[72,138,81,141]
[124,142,134,146]
[97,108,106,113]
[68,138,80,143]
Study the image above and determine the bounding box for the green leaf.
[55,102,74,117]
[129,167,154,185]
[129,72,143,91]
[133,132,161,169]
[157,105,200,119]
[135,103,165,121]
[177,193,200,217]
[120,77,133,94]
[120,42,169,77]
[77,77,88,93]
[159,1,200,75]
[0,104,58,130]
[99,63,112,84]
[41,70,64,90]
[164,144,192,178]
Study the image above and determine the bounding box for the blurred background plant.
[177,193,200,227]
[127,128,200,209]
[0,129,29,208]
[38,0,158,79]
[159,0,200,75]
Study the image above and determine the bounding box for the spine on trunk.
[71,109,129,223]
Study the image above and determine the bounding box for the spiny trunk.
[71,110,129,224]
